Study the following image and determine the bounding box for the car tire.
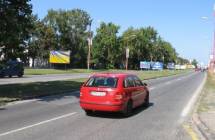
[143,93,149,107]
[123,100,133,117]
[9,75,12,78]
[85,110,94,116]
[18,73,23,77]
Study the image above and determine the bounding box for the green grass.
[0,78,85,105]
[197,73,215,113]
[24,68,105,75]
[0,69,191,105]
[25,68,190,77]
[135,69,191,80]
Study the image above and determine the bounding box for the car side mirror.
[143,83,147,86]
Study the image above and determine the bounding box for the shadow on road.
[87,102,154,119]
[37,91,80,103]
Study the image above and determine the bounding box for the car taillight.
[80,92,83,97]
[114,92,124,100]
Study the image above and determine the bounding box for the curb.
[190,73,215,140]
[192,113,215,140]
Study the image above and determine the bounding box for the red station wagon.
[80,73,149,116]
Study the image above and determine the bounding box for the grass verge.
[25,68,190,76]
[136,69,190,80]
[0,69,190,105]
[197,72,215,113]
[24,68,105,75]
[0,78,85,105]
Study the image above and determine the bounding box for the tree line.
[0,0,191,69]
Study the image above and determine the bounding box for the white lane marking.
[165,81,171,85]
[181,73,207,118]
[0,112,77,137]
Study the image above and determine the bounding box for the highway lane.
[0,72,205,140]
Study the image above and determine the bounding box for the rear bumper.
[80,101,124,112]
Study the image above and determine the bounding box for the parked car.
[0,61,24,78]
[80,73,149,117]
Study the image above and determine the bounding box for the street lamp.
[124,35,136,70]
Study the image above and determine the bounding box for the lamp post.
[124,35,136,70]
[87,20,93,70]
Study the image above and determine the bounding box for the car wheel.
[18,73,23,77]
[85,110,94,116]
[143,93,149,107]
[9,75,12,78]
[123,100,133,117]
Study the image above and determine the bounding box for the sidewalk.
[193,72,215,139]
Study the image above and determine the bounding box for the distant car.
[0,61,24,78]
[80,73,149,117]
[195,68,201,72]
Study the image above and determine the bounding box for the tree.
[0,0,33,62]
[143,27,158,62]
[28,15,57,67]
[120,27,158,69]
[154,38,177,64]
[92,22,120,69]
[191,59,198,68]
[43,9,91,68]
[176,57,189,65]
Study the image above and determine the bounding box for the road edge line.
[181,72,207,118]
[181,72,208,140]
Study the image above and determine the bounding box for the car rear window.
[85,77,118,88]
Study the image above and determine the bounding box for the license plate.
[91,91,106,96]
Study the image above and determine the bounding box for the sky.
[31,0,215,65]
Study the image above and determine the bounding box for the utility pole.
[209,5,215,73]
[124,34,136,70]
[209,31,215,72]
[87,20,93,70]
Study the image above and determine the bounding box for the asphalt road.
[0,73,91,85]
[0,72,205,140]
